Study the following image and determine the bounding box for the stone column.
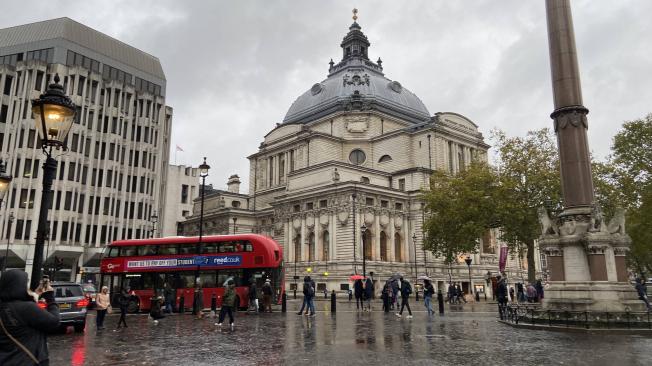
[374,212,381,261]
[389,215,396,262]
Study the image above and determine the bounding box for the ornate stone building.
[183,19,528,295]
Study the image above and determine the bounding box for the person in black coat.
[635,277,651,311]
[496,276,508,320]
[0,270,60,366]
[363,278,374,311]
[396,277,413,318]
[354,279,364,310]
[116,287,130,329]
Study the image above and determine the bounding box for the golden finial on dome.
[352,8,358,22]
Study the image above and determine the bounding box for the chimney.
[227,174,241,193]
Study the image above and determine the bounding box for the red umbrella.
[349,275,365,281]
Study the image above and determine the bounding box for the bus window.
[244,241,253,252]
[121,246,138,257]
[176,273,195,288]
[199,271,217,288]
[219,242,235,253]
[124,273,144,290]
[179,245,196,255]
[138,245,158,256]
[158,244,178,255]
[202,243,218,254]
[218,269,242,287]
[106,246,120,257]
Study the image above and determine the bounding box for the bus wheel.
[127,298,140,313]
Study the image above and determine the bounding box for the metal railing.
[501,304,652,330]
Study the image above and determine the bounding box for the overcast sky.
[2,0,650,191]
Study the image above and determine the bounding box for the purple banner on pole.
[499,246,508,273]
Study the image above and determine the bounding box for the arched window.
[308,232,315,262]
[380,231,388,261]
[294,234,301,262]
[322,230,329,261]
[363,229,372,260]
[394,233,402,262]
[378,155,392,163]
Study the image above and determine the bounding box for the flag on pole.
[176,145,184,152]
[499,245,508,273]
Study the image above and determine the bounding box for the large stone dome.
[282,22,430,125]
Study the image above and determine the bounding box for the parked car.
[80,282,97,309]
[39,282,88,332]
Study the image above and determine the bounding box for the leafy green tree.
[609,114,652,273]
[491,128,561,282]
[422,162,498,264]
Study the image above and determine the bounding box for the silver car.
[50,282,88,332]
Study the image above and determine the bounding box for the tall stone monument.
[539,0,641,311]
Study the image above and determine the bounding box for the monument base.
[542,281,645,312]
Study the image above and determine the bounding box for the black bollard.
[282,292,287,313]
[330,290,336,313]
[475,291,480,302]
[211,293,217,313]
[437,290,444,315]
[293,289,297,300]
[415,289,420,302]
[179,296,185,314]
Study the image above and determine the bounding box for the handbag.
[0,309,40,365]
[106,305,113,314]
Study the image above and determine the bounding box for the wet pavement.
[48,301,652,366]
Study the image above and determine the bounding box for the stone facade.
[0,18,172,281]
[160,165,200,237]
[182,19,529,295]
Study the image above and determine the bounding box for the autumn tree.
[491,128,561,283]
[422,162,498,264]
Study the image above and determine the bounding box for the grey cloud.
[1,0,650,190]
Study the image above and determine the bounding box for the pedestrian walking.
[364,277,374,311]
[354,279,364,310]
[509,287,515,303]
[517,282,525,302]
[95,286,111,330]
[535,280,544,302]
[261,279,273,313]
[149,296,165,321]
[193,282,204,319]
[381,282,391,312]
[218,281,237,328]
[163,283,175,314]
[635,277,651,311]
[526,283,537,303]
[115,287,130,329]
[248,282,258,313]
[423,279,435,316]
[496,275,508,320]
[447,283,456,304]
[0,270,60,366]
[396,277,413,318]
[348,289,353,302]
[391,280,400,309]
[297,276,315,316]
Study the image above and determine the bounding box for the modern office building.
[181,19,532,296]
[0,18,172,281]
[160,164,199,237]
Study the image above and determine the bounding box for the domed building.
[183,18,527,296]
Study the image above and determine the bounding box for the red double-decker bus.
[100,234,283,312]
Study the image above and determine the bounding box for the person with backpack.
[423,279,435,316]
[248,282,258,313]
[261,279,273,313]
[354,279,364,310]
[364,277,374,311]
[0,271,60,366]
[297,276,315,316]
[396,277,413,318]
[217,281,237,329]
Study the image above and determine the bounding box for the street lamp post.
[149,211,158,238]
[2,212,14,272]
[30,74,76,290]
[465,256,473,296]
[195,157,210,283]
[360,223,366,278]
[351,191,357,274]
[0,160,12,272]
[412,233,418,282]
